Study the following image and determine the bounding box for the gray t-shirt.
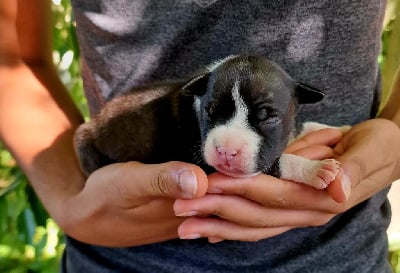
[64,1,391,272]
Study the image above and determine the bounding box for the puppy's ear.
[295,82,325,104]
[181,72,209,96]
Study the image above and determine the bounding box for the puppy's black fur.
[74,55,324,177]
[74,82,203,176]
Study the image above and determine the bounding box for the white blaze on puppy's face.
[193,97,201,118]
[203,81,262,177]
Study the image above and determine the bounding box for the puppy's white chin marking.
[216,168,260,178]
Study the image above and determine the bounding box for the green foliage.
[0,166,64,273]
[0,144,64,273]
[380,0,400,110]
[0,0,399,272]
[52,0,88,118]
[390,233,400,273]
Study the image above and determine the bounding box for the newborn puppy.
[74,55,348,189]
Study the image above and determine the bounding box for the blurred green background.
[0,0,399,272]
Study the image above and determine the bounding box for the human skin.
[1,0,400,247]
[175,119,400,242]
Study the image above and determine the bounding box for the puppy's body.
[74,82,203,176]
[75,55,347,189]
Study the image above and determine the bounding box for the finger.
[91,161,208,200]
[289,145,334,160]
[328,157,379,206]
[174,194,335,228]
[285,128,343,154]
[206,172,342,213]
[178,217,291,242]
[127,161,208,199]
[327,168,352,203]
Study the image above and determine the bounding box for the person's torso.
[65,1,391,272]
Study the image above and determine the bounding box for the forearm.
[0,0,86,224]
[0,61,86,220]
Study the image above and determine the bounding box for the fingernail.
[180,233,201,240]
[178,170,197,198]
[175,210,198,217]
[342,173,352,200]
[208,237,224,243]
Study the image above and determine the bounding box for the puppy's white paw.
[309,159,341,189]
[280,154,341,189]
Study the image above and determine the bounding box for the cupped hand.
[174,119,400,243]
[329,118,400,203]
[62,161,208,247]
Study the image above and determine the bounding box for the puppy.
[74,55,349,189]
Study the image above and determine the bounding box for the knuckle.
[113,176,131,202]
[236,183,253,200]
[208,195,225,217]
[153,167,173,196]
[253,215,272,227]
[109,164,136,203]
[268,195,294,209]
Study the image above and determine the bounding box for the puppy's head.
[182,55,324,177]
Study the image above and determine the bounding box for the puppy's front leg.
[279,154,341,189]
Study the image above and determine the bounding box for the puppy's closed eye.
[255,107,280,124]
[204,106,215,120]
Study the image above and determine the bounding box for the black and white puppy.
[74,55,348,189]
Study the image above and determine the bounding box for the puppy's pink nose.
[216,146,239,161]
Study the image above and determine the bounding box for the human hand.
[62,161,208,247]
[174,120,400,243]
[329,118,400,204]
[174,128,345,242]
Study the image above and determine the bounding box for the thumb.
[120,161,208,199]
[327,162,358,203]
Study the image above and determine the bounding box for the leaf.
[0,198,8,234]
[0,175,23,198]
[26,185,49,227]
[17,208,37,245]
